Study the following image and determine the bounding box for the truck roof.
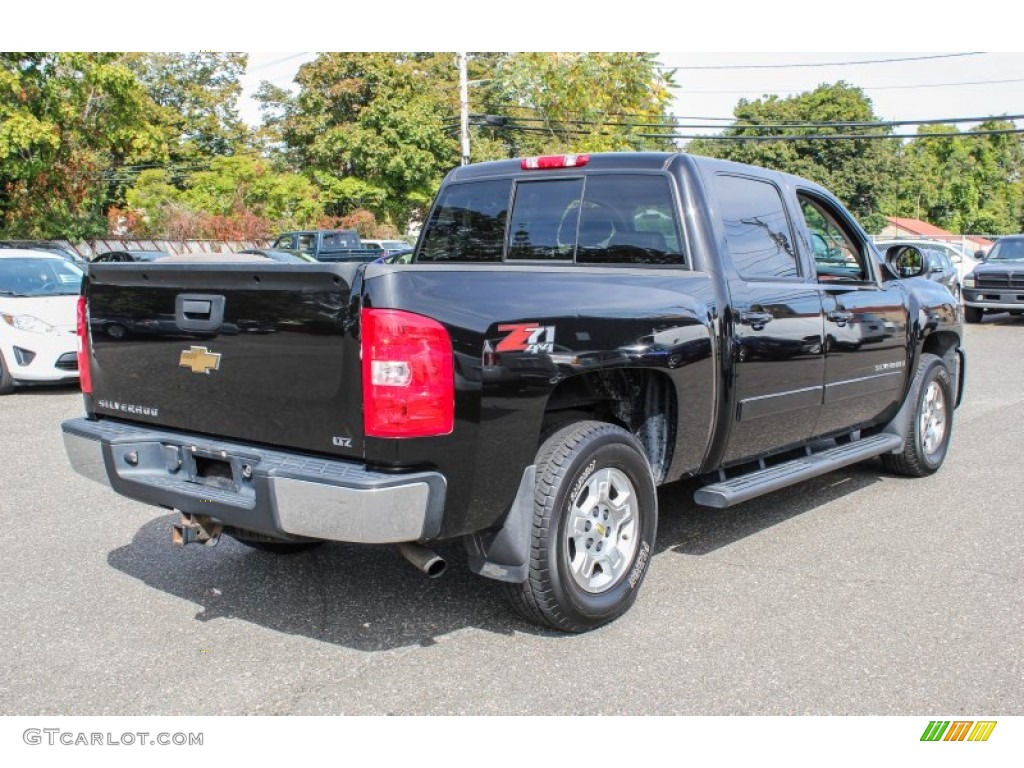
[447,152,679,182]
[442,151,835,201]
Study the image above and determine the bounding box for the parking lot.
[1,318,1022,716]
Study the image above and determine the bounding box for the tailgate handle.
[182,299,212,317]
[175,294,225,332]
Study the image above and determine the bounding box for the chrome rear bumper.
[62,417,446,544]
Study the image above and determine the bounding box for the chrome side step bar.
[694,433,903,509]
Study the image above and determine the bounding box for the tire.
[881,353,954,477]
[506,421,658,633]
[0,351,14,395]
[225,528,323,554]
[964,305,983,324]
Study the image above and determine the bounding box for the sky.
[11,2,1021,137]
[239,51,1024,137]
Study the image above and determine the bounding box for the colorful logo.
[920,720,997,742]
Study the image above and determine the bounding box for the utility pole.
[458,52,470,166]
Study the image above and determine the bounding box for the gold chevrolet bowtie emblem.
[179,346,222,375]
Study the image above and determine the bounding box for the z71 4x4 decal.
[496,323,556,354]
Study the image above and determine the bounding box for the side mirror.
[885,245,927,279]
[974,249,987,261]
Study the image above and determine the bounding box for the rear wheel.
[964,305,983,323]
[882,353,954,477]
[506,421,658,632]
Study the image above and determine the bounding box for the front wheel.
[0,352,14,395]
[964,305,983,323]
[882,353,954,477]
[506,421,658,632]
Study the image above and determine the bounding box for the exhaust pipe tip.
[397,543,447,579]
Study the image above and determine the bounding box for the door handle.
[739,311,774,330]
[828,310,854,327]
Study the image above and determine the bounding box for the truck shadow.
[655,460,888,556]
[107,517,525,651]
[15,383,80,397]
[107,463,890,649]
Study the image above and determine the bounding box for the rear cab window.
[418,172,686,267]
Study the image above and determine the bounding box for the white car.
[874,238,980,284]
[362,239,411,255]
[0,249,83,394]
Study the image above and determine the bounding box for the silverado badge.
[179,346,222,375]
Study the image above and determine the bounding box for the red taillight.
[76,296,92,394]
[521,154,590,170]
[361,308,453,438]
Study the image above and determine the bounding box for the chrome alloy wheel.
[920,380,947,456]
[565,467,639,593]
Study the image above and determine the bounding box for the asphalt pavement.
[1,317,1021,716]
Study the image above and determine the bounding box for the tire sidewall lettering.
[550,436,657,624]
[917,362,953,469]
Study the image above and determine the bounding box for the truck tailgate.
[84,262,364,458]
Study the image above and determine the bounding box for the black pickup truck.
[63,152,964,632]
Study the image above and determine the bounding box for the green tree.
[182,155,322,227]
[0,52,165,239]
[264,52,678,226]
[687,82,900,230]
[122,52,249,162]
[269,52,457,226]
[894,121,1023,234]
[484,52,677,155]
[122,155,323,239]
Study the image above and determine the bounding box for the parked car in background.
[92,249,170,264]
[271,230,384,262]
[362,239,411,255]
[238,248,317,263]
[0,241,90,270]
[918,246,962,299]
[0,249,83,394]
[875,238,978,284]
[962,234,1024,323]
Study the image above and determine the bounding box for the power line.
[662,52,985,70]
[465,112,1024,131]
[453,120,1024,142]
[659,127,1024,141]
[673,75,1024,94]
[248,53,312,73]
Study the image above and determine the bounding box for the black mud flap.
[464,465,535,583]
